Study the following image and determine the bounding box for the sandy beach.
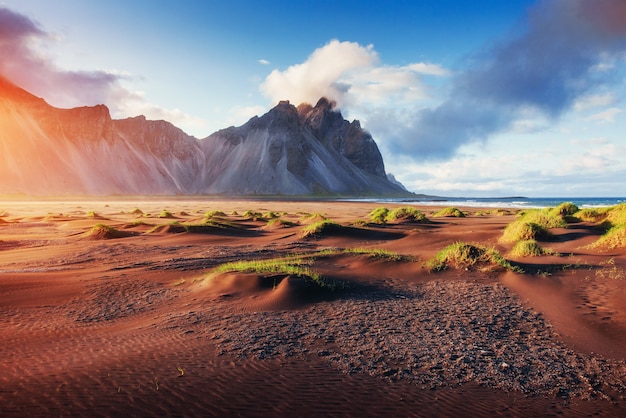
[0,199,624,417]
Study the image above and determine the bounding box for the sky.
[1,0,626,197]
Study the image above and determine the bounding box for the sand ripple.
[207,281,626,400]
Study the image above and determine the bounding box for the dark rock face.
[0,77,409,196]
[202,98,403,195]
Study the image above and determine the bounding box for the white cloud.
[574,93,616,111]
[258,59,270,65]
[586,107,623,123]
[260,39,448,109]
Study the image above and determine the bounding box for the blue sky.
[1,0,625,197]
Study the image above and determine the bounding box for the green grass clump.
[213,256,333,289]
[263,211,280,219]
[575,208,604,223]
[86,211,98,218]
[265,218,296,229]
[509,240,557,257]
[521,209,568,229]
[300,220,342,238]
[386,207,429,223]
[500,221,552,244]
[433,207,465,218]
[589,224,626,249]
[369,207,390,224]
[205,210,226,219]
[343,247,409,262]
[299,212,328,223]
[158,210,174,218]
[550,202,579,217]
[130,208,144,216]
[242,210,264,221]
[586,204,626,249]
[426,242,520,273]
[605,204,626,226]
[89,223,128,239]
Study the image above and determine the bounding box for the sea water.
[345,197,626,209]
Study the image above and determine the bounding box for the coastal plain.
[0,199,624,417]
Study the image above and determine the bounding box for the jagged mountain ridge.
[0,77,409,196]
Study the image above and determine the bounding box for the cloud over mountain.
[261,39,447,111]
[260,0,626,163]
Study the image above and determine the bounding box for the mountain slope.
[0,77,410,196]
[200,98,406,195]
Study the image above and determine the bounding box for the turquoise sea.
[348,197,626,209]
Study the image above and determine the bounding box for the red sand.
[0,200,624,417]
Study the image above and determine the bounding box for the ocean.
[346,197,626,209]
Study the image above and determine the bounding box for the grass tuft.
[426,242,521,273]
[509,240,557,257]
[242,210,264,221]
[386,207,429,223]
[589,224,626,249]
[575,208,604,223]
[205,210,226,219]
[213,256,333,289]
[587,204,626,249]
[369,207,390,224]
[264,218,297,229]
[89,223,129,239]
[500,221,552,244]
[550,202,579,218]
[343,247,410,262]
[433,207,465,218]
[300,220,342,238]
[158,210,175,219]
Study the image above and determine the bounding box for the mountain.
[0,77,410,196]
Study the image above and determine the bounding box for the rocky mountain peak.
[0,78,410,196]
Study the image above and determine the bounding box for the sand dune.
[0,199,624,417]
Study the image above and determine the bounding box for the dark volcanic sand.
[0,200,624,417]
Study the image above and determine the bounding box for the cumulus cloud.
[0,6,203,133]
[586,107,623,123]
[261,39,447,110]
[574,93,616,111]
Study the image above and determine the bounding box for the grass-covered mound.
[500,207,572,244]
[587,204,626,249]
[204,210,227,220]
[433,207,465,218]
[500,221,553,244]
[426,242,520,273]
[158,210,175,219]
[519,209,568,229]
[386,207,429,223]
[342,247,411,262]
[212,256,333,290]
[549,202,579,218]
[575,208,605,223]
[589,224,626,249]
[509,240,557,257]
[369,206,429,224]
[130,208,144,216]
[604,203,626,226]
[299,212,328,223]
[264,218,297,230]
[300,220,343,238]
[86,224,134,240]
